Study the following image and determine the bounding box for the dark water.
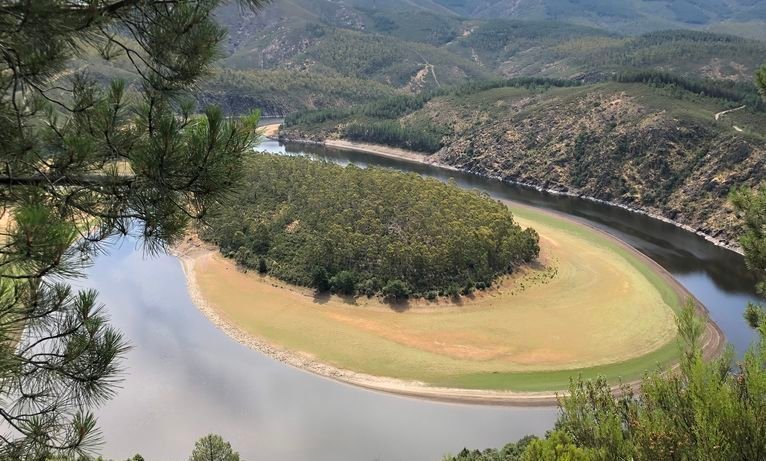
[90,139,761,461]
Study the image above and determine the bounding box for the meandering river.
[89,138,761,461]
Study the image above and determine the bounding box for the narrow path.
[714,105,746,121]
[414,50,440,88]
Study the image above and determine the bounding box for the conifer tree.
[0,1,264,458]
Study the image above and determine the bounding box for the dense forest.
[200,155,539,299]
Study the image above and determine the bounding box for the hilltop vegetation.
[200,155,539,299]
[448,26,766,81]
[283,77,581,152]
[281,76,766,244]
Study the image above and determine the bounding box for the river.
[88,138,761,461]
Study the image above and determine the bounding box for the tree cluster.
[201,155,539,300]
[344,120,445,153]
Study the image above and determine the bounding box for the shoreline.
[277,134,743,255]
[174,202,724,406]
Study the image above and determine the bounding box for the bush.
[257,257,268,274]
[331,270,357,295]
[311,267,331,292]
[382,279,410,301]
[357,278,381,297]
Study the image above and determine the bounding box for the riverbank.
[276,132,743,255]
[174,196,724,405]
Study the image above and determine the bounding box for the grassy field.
[192,204,685,392]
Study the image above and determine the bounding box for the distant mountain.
[407,0,766,38]
[215,1,766,85]
[61,0,766,116]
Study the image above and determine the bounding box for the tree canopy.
[201,154,540,299]
[189,435,240,461]
[0,1,261,458]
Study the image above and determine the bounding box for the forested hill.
[413,0,766,38]
[201,155,540,299]
[217,1,766,84]
[280,76,766,246]
[61,0,766,116]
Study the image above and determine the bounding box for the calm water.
[89,139,761,461]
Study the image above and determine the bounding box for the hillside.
[59,1,766,118]
[216,1,766,87]
[407,0,766,39]
[280,79,766,245]
[449,26,766,82]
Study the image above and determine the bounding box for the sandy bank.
[260,123,281,139]
[174,240,568,406]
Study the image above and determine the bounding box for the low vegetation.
[201,155,539,298]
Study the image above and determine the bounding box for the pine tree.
[0,1,264,458]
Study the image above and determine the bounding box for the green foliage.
[200,69,398,115]
[284,77,581,129]
[381,279,411,301]
[331,270,357,295]
[189,434,240,461]
[288,27,489,89]
[202,155,540,299]
[732,186,766,330]
[311,266,331,292]
[284,77,582,151]
[732,186,766,295]
[344,120,445,153]
[443,436,539,461]
[521,431,601,461]
[744,302,765,329]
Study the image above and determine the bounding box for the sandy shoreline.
[174,204,724,406]
[175,242,569,406]
[275,132,742,255]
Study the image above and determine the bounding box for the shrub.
[382,279,410,301]
[311,267,331,292]
[331,270,357,295]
